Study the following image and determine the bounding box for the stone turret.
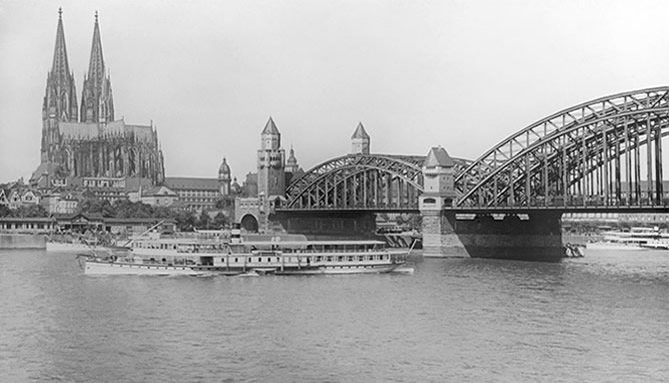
[351,122,370,155]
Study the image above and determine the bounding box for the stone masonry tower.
[351,122,370,154]
[419,146,463,257]
[257,117,286,198]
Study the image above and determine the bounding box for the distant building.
[40,191,80,214]
[6,189,41,210]
[128,185,179,207]
[0,217,56,234]
[163,177,221,212]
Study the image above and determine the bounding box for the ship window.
[267,258,271,263]
[258,258,262,262]
[337,256,344,262]
[234,258,238,262]
[347,256,353,262]
[326,256,333,262]
[221,258,225,263]
[358,256,364,261]
[316,256,322,262]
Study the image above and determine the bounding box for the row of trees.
[0,198,230,232]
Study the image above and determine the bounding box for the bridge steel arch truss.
[285,154,424,211]
[456,86,669,209]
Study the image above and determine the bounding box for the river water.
[1,249,668,382]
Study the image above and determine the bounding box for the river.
[1,249,668,382]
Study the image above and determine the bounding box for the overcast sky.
[2,0,669,183]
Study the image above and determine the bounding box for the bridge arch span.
[285,154,424,210]
[456,86,669,208]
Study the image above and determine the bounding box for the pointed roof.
[86,11,106,89]
[351,122,370,139]
[424,147,455,168]
[51,8,72,81]
[262,117,280,135]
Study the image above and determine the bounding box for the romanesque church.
[31,10,164,189]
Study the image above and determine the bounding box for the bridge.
[281,86,669,213]
[273,86,669,261]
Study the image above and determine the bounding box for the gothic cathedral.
[32,9,164,188]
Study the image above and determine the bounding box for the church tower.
[257,117,286,198]
[218,157,231,195]
[351,122,370,155]
[41,8,79,163]
[285,146,299,173]
[80,12,114,123]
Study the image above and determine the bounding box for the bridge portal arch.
[240,214,259,233]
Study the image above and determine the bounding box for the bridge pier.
[422,211,564,262]
[419,146,563,262]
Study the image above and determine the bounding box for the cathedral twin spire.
[80,11,114,123]
[44,7,78,123]
[45,9,114,125]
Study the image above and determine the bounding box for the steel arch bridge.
[283,86,669,212]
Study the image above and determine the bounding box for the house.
[128,185,178,207]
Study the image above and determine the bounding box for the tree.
[79,197,114,217]
[198,210,211,229]
[0,205,11,217]
[213,211,227,229]
[214,196,235,210]
[17,204,49,218]
[175,211,197,231]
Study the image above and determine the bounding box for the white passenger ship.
[586,227,669,251]
[80,234,410,276]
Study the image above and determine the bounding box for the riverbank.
[0,234,46,249]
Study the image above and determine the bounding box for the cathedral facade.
[33,10,164,188]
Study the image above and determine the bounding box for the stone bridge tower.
[418,147,466,257]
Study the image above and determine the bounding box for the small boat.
[563,243,585,258]
[80,235,409,276]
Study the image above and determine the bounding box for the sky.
[2,0,669,183]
